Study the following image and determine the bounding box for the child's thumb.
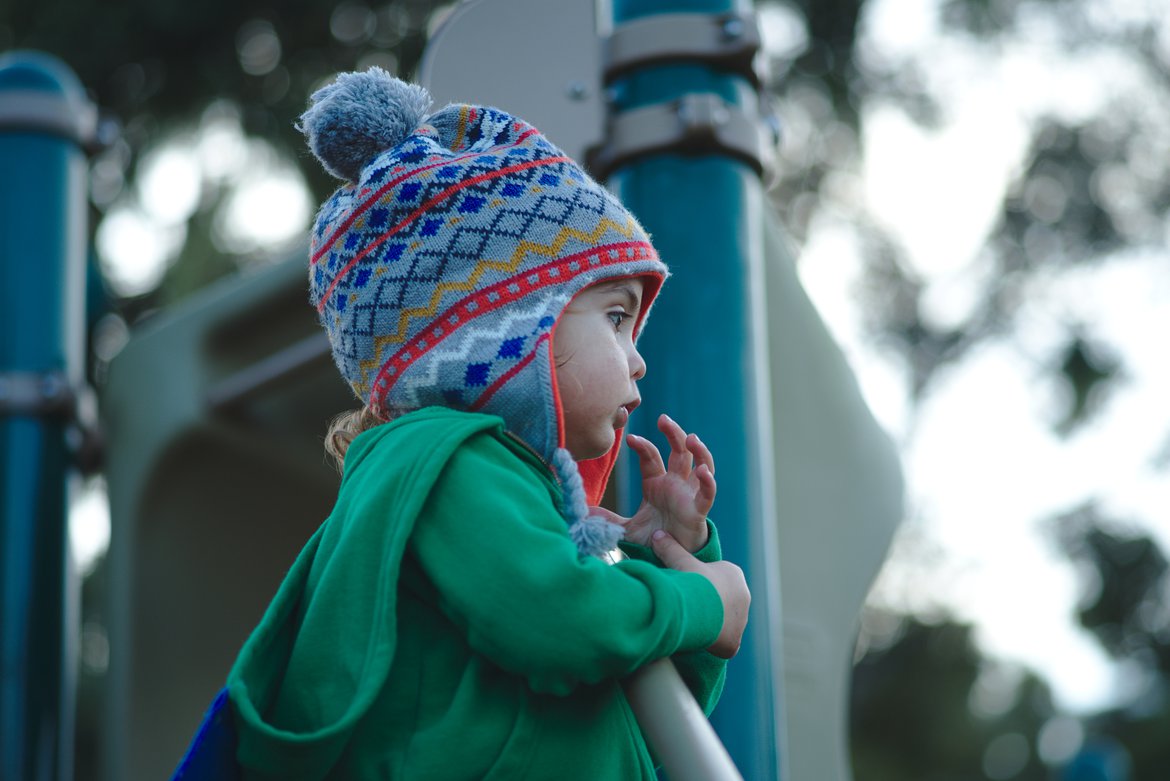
[651,530,697,572]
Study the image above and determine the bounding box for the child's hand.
[591,414,716,553]
[651,530,750,658]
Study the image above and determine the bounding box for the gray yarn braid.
[551,448,625,559]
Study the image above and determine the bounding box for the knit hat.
[301,69,668,553]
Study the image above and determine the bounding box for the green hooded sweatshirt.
[228,408,727,780]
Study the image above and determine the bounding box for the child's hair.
[324,407,385,472]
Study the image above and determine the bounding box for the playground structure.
[0,1,904,779]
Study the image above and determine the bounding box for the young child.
[226,68,750,780]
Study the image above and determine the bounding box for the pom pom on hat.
[299,67,432,183]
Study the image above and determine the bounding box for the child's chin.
[574,447,608,461]
[569,438,612,461]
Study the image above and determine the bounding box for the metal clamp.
[0,370,104,472]
[588,92,778,183]
[603,11,764,87]
[0,371,77,417]
[0,91,100,148]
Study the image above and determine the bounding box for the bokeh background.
[5,0,1168,778]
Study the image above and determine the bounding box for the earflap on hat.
[541,268,666,557]
[547,269,665,505]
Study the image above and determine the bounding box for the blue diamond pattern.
[399,182,422,201]
[465,362,491,386]
[497,337,524,359]
[460,196,486,213]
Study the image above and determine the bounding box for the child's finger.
[686,433,715,477]
[626,433,666,478]
[658,414,693,474]
[650,530,698,572]
[695,464,717,516]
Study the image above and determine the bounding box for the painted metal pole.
[0,51,93,781]
[607,1,785,778]
[624,659,743,780]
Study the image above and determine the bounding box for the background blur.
[4,0,1168,778]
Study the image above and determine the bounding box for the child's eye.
[607,311,630,330]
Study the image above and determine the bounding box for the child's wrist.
[681,525,709,553]
[618,520,719,564]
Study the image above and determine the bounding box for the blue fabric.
[170,688,241,781]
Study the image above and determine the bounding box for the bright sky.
[94,104,311,297]
[796,0,1170,715]
[72,0,1169,726]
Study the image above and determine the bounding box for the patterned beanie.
[301,69,668,553]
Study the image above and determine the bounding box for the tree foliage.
[4,0,440,314]
[850,510,1170,779]
[852,615,1055,780]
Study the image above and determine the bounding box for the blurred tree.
[2,0,441,316]
[1051,505,1170,685]
[851,613,1054,781]
[1050,505,1170,780]
[764,0,1168,415]
[849,502,1170,781]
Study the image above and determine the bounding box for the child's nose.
[629,345,646,380]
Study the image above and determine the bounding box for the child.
[225,68,750,780]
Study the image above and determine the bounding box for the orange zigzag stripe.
[352,215,642,391]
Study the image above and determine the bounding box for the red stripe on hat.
[469,332,551,411]
[367,241,659,403]
[311,126,542,265]
[317,155,570,313]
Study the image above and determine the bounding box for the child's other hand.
[651,530,749,659]
[592,414,716,553]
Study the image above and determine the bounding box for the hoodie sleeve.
[408,431,724,696]
[619,521,728,715]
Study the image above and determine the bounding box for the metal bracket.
[0,371,77,417]
[0,90,100,148]
[0,370,104,472]
[588,92,778,183]
[603,11,763,87]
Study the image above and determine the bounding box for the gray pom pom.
[569,516,625,559]
[299,67,432,183]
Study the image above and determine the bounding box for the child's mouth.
[615,400,640,428]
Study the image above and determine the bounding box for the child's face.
[554,278,648,461]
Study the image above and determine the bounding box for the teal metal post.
[608,2,784,778]
[0,51,92,781]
